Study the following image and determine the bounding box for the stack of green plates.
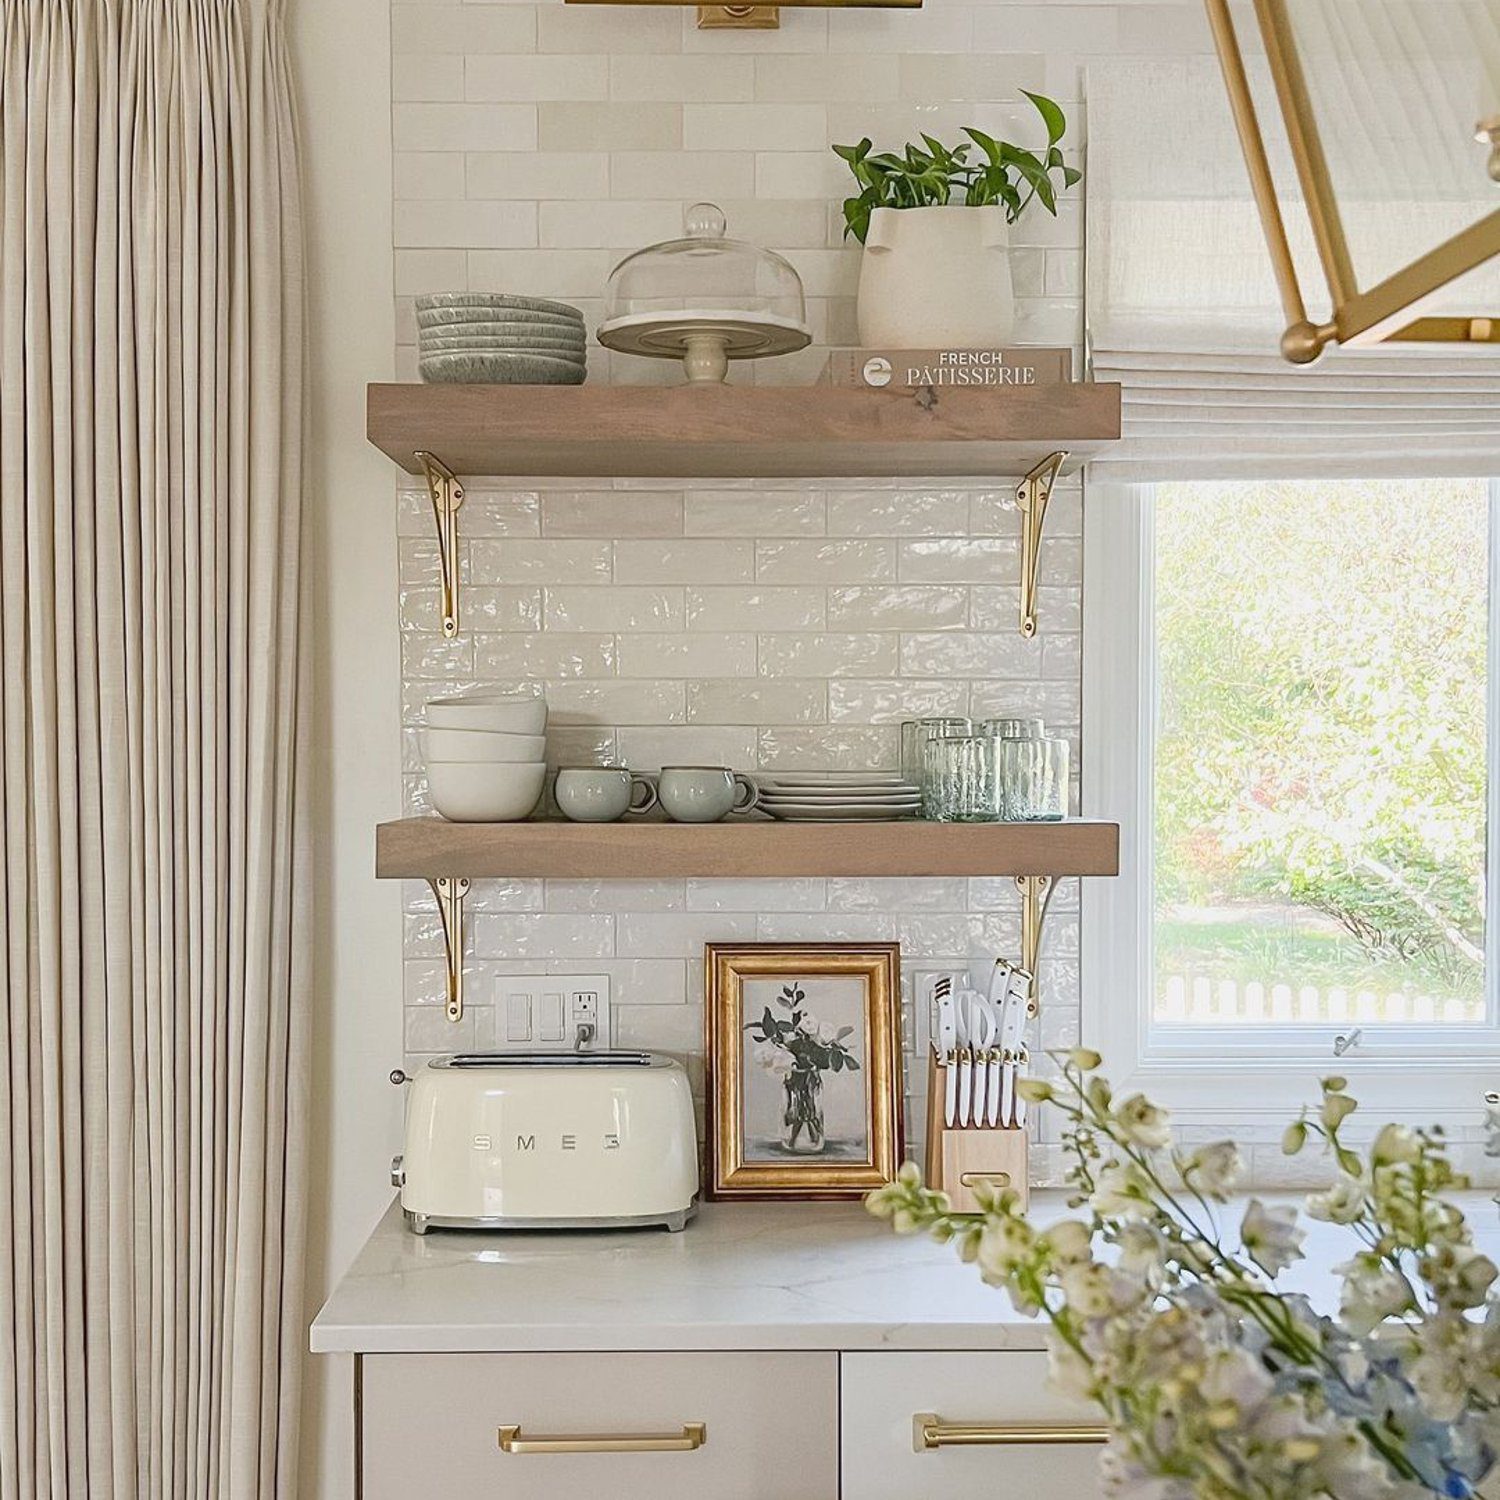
[415,293,587,385]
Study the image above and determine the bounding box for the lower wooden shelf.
[375,817,1120,881]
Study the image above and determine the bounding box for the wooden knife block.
[923,1054,1029,1213]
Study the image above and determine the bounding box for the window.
[1084,476,1500,1126]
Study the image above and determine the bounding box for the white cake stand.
[595,308,811,384]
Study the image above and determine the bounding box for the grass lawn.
[1155,912,1478,1008]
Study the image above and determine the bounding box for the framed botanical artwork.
[704,942,903,1200]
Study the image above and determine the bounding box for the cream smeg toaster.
[393,1051,699,1234]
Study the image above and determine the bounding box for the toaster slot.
[438,1050,654,1068]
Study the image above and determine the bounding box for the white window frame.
[1081,477,1500,1131]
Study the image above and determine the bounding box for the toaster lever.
[390,1154,405,1188]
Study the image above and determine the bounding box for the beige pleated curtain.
[0,2,307,1496]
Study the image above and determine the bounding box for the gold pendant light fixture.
[1205,0,1499,363]
[563,0,918,31]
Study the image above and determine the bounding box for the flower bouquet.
[869,1050,1500,1499]
[747,982,860,1153]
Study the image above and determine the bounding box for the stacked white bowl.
[423,692,548,822]
[415,294,587,385]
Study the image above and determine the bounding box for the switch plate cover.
[492,974,612,1052]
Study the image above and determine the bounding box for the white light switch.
[538,992,565,1042]
[505,992,532,1043]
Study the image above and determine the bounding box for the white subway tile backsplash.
[609,151,756,201]
[616,540,755,585]
[381,0,1217,1162]
[466,150,610,200]
[470,538,612,582]
[538,101,683,151]
[618,633,758,679]
[686,586,825,631]
[682,103,827,152]
[609,54,756,103]
[758,633,898,678]
[394,102,538,153]
[755,539,895,585]
[466,54,609,102]
[474,632,617,679]
[545,678,686,725]
[827,585,967,631]
[686,678,826,726]
[543,586,684,632]
[683,490,825,538]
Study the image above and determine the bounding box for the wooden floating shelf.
[367,382,1121,479]
[376,818,1120,881]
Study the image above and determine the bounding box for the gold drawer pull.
[913,1413,1109,1451]
[498,1422,707,1455]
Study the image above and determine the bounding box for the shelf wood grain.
[375,818,1120,880]
[367,382,1121,479]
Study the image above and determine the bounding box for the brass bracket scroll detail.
[1016,450,1066,640]
[429,875,470,1023]
[416,451,466,638]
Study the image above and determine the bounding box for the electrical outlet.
[493,974,612,1052]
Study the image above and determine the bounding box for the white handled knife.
[998,967,1031,1128]
[937,985,958,1127]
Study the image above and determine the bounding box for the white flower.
[1115,1093,1172,1149]
[1336,1255,1413,1335]
[1184,1141,1242,1195]
[753,1042,794,1076]
[1115,1221,1169,1281]
[1240,1199,1305,1276]
[1057,1261,1119,1318]
[1199,1346,1276,1419]
[1091,1162,1154,1220]
[816,1020,839,1045]
[1040,1219,1094,1267]
[1305,1173,1365,1224]
[796,1012,818,1035]
[1045,1333,1096,1402]
[975,1215,1035,1284]
[1372,1123,1421,1165]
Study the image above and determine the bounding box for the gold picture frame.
[704,943,903,1200]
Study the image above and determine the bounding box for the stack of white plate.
[423,691,548,822]
[415,294,587,385]
[754,771,922,822]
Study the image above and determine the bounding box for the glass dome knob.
[685,202,727,240]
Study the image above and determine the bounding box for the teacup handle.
[629,774,658,816]
[731,774,760,814]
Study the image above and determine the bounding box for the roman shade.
[1086,5,1500,480]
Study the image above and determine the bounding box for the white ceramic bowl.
[427,761,546,823]
[426,693,547,736]
[422,728,546,764]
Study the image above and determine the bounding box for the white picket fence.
[1159,975,1483,1025]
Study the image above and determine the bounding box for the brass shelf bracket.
[1016,451,1066,640]
[416,451,466,638]
[429,875,470,1022]
[1016,874,1055,1009]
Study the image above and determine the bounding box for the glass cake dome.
[597,203,811,383]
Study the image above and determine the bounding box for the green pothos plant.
[833,91,1081,244]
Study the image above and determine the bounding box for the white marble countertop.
[310,1191,1500,1356]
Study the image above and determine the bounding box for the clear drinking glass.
[900,716,972,786]
[977,716,1045,741]
[996,735,1070,820]
[924,733,999,822]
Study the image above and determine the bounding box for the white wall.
[295,1,401,1496]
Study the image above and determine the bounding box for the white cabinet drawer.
[840,1351,1107,1500]
[361,1351,838,1500]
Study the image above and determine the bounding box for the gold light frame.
[563,0,918,31]
[1205,0,1500,363]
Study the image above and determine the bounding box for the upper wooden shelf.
[376,818,1120,881]
[366,382,1121,479]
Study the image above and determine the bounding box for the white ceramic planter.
[855,205,1015,348]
